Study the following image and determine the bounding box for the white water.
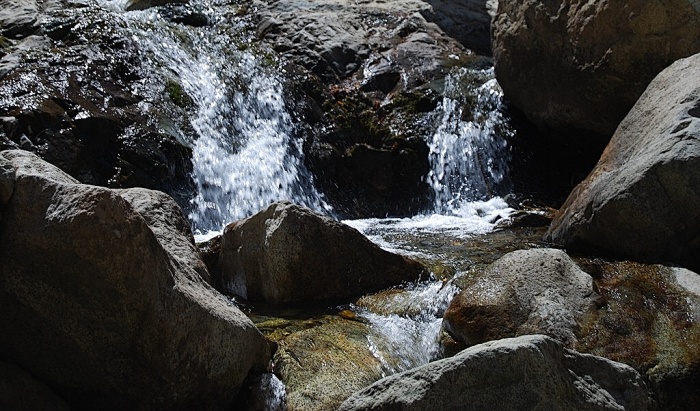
[428,67,512,212]
[357,280,461,375]
[121,2,331,239]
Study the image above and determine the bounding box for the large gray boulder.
[443,248,596,347]
[0,150,272,410]
[338,334,652,410]
[545,52,700,271]
[492,0,700,144]
[217,201,427,303]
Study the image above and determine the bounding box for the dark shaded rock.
[546,52,700,271]
[0,359,70,411]
[126,0,188,11]
[0,150,272,410]
[339,335,652,411]
[420,0,497,55]
[217,201,427,304]
[443,248,596,347]
[492,0,700,145]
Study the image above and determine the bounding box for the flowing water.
[95,0,515,406]
[112,0,331,238]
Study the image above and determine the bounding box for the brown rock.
[492,0,700,144]
[217,201,427,304]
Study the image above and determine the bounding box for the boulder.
[338,334,652,411]
[255,0,472,83]
[217,201,427,304]
[0,150,272,410]
[443,248,596,347]
[492,0,700,144]
[545,52,700,271]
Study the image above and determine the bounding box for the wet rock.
[492,0,700,144]
[0,5,196,209]
[0,150,272,410]
[574,259,700,410]
[0,359,70,411]
[338,334,652,411]
[443,248,596,347]
[272,316,384,411]
[217,201,427,304]
[546,52,700,271]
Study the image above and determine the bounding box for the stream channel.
[95,1,543,408]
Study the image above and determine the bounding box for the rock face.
[545,52,700,271]
[0,360,71,411]
[338,334,652,411]
[0,2,195,208]
[217,201,426,303]
[492,0,700,144]
[443,248,596,347]
[257,0,495,217]
[0,150,271,410]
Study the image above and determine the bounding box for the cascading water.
[344,67,515,371]
[122,1,330,238]
[427,67,512,215]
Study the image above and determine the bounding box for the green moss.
[165,79,192,108]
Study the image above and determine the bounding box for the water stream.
[94,0,515,407]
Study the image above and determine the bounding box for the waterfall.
[124,2,330,239]
[427,67,512,215]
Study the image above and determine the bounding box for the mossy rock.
[165,79,192,108]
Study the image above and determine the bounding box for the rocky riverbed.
[2,0,700,410]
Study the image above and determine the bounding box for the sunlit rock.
[546,52,700,271]
[0,150,272,410]
[271,316,385,411]
[443,248,597,347]
[492,0,700,145]
[338,334,652,410]
[217,201,427,304]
